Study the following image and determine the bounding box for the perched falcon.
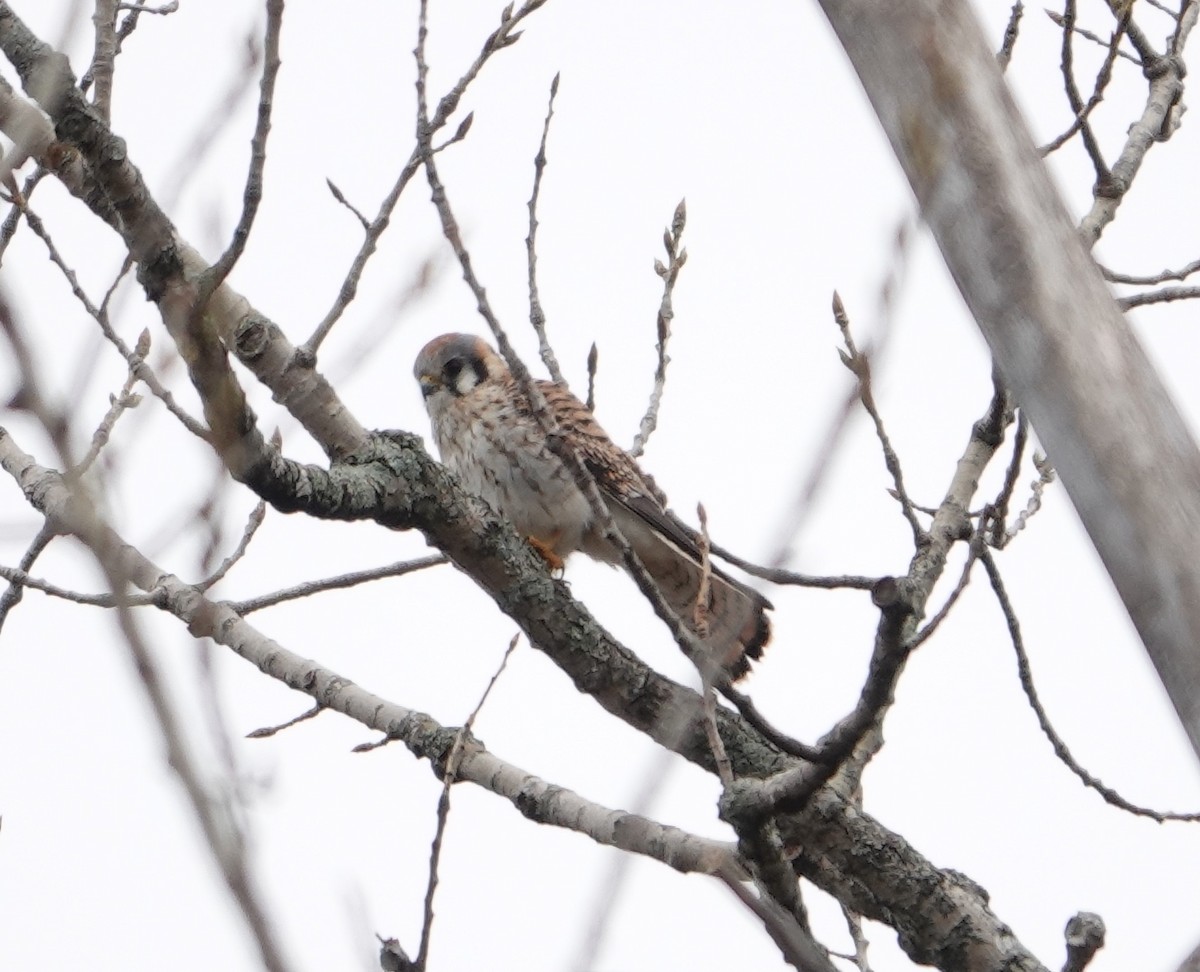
[413,332,771,678]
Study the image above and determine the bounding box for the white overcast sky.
[2,2,1200,971]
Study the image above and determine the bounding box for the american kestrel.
[413,332,771,678]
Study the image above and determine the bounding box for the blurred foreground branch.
[816,0,1200,763]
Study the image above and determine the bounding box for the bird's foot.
[527,535,565,574]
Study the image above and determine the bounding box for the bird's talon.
[527,535,565,573]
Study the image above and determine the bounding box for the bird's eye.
[444,357,464,379]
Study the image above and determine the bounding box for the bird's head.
[413,333,506,405]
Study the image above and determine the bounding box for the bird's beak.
[418,373,440,399]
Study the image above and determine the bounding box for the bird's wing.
[534,381,703,555]
[536,380,771,676]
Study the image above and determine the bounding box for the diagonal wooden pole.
[816,0,1200,761]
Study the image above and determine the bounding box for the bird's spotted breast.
[414,332,771,676]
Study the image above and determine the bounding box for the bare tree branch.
[526,72,564,384]
[630,198,687,459]
[1051,0,1114,179]
[1079,0,1197,244]
[0,520,56,630]
[229,556,447,612]
[1117,284,1200,309]
[834,291,924,545]
[714,861,837,972]
[1041,9,1139,64]
[192,0,284,315]
[1061,912,1105,972]
[415,634,519,971]
[584,341,598,411]
[1040,7,1129,157]
[980,546,1200,823]
[196,498,267,591]
[1101,255,1200,285]
[304,0,546,356]
[0,425,744,880]
[720,385,1015,819]
[996,0,1024,70]
[88,0,118,120]
[15,205,210,440]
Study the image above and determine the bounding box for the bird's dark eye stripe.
[442,353,488,394]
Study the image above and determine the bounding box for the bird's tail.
[613,506,772,679]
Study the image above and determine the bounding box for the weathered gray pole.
[817,0,1200,761]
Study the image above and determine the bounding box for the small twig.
[313,114,471,351]
[979,547,1200,822]
[1104,0,1159,62]
[325,178,370,230]
[1041,8,1132,157]
[88,0,119,121]
[378,936,416,972]
[988,410,1028,548]
[197,499,267,591]
[1145,0,1180,16]
[72,332,149,476]
[98,253,134,319]
[228,556,447,614]
[19,205,209,440]
[0,564,157,607]
[694,503,713,640]
[116,1,178,12]
[191,0,283,317]
[306,0,546,355]
[80,0,174,91]
[526,72,564,384]
[694,504,734,785]
[1051,0,1115,182]
[834,291,924,545]
[839,903,874,972]
[719,684,828,762]
[1117,284,1200,309]
[1062,912,1106,972]
[707,542,877,591]
[769,218,915,568]
[1005,450,1054,542]
[720,587,918,824]
[630,198,687,458]
[905,538,979,651]
[1043,9,1141,63]
[415,634,520,971]
[1080,0,1197,244]
[713,863,838,972]
[246,703,325,739]
[1101,255,1200,284]
[0,521,56,632]
[996,0,1024,70]
[727,385,1017,823]
[585,341,598,411]
[0,168,46,257]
